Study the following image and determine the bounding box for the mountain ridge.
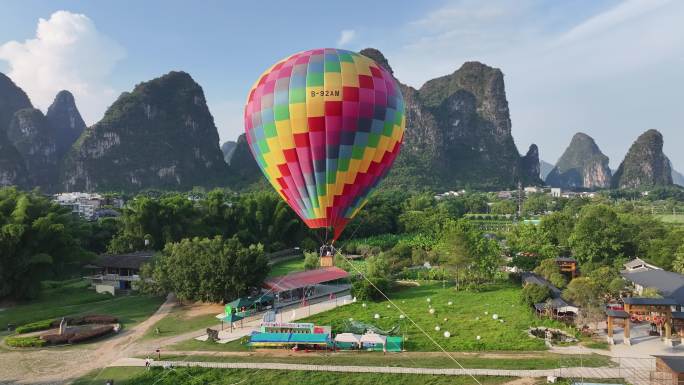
[545,132,611,189]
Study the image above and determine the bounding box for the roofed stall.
[264,267,350,305]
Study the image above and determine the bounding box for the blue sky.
[2,0,683,170]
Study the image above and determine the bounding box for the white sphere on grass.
[447,301,453,306]
[492,314,498,320]
[429,308,435,315]
[476,336,481,340]
[399,314,405,319]
[435,326,441,331]
[374,314,380,319]
[444,331,451,338]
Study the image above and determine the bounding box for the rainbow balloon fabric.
[244,48,405,240]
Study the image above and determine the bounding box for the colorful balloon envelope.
[244,48,405,241]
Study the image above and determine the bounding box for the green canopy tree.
[145,236,268,303]
[568,205,626,265]
[0,188,94,299]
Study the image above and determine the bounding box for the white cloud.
[0,11,125,125]
[384,0,684,169]
[336,29,358,47]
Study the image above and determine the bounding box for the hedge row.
[15,314,118,335]
[5,336,46,348]
[15,319,53,334]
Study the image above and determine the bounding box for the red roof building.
[264,267,349,292]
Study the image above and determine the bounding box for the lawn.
[74,367,511,385]
[657,214,684,224]
[154,352,613,370]
[0,279,165,329]
[143,308,220,340]
[300,282,573,351]
[269,257,305,277]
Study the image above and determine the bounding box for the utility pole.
[517,181,524,220]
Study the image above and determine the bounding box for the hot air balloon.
[244,48,405,261]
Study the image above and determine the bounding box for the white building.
[524,186,542,194]
[550,188,561,198]
[434,190,464,200]
[53,192,105,220]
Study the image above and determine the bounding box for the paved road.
[112,358,626,378]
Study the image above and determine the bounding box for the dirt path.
[0,293,177,385]
[502,378,540,385]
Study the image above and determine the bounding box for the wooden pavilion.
[606,297,679,346]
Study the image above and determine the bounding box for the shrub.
[68,325,114,344]
[351,277,392,301]
[521,283,552,306]
[5,336,46,348]
[303,252,320,270]
[15,319,54,334]
[548,272,568,289]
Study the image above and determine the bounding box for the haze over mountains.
[0,49,680,193]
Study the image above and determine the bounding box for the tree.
[568,205,626,265]
[521,284,551,306]
[540,210,575,250]
[507,224,557,261]
[522,193,551,216]
[0,188,95,299]
[548,273,568,289]
[145,236,268,303]
[534,258,561,279]
[671,244,684,274]
[563,277,599,308]
[435,219,499,284]
[490,200,516,216]
[303,252,319,270]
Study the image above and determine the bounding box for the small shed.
[359,332,386,350]
[654,355,684,384]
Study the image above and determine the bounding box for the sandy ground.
[179,302,224,319]
[0,293,177,385]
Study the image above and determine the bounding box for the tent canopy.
[228,297,254,308]
[251,294,274,304]
[334,333,361,344]
[360,332,386,345]
[217,313,244,323]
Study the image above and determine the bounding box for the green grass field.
[153,352,613,370]
[0,279,164,329]
[74,367,511,385]
[268,257,305,277]
[143,308,220,340]
[300,282,572,351]
[656,214,684,224]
